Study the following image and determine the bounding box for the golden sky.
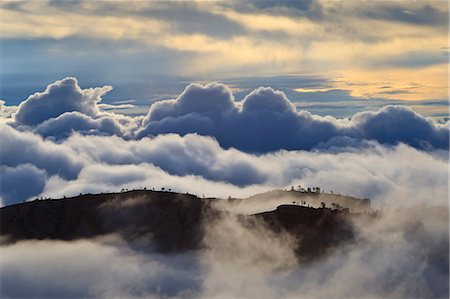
[0,0,448,116]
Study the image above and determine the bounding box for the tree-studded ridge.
[1,189,372,262]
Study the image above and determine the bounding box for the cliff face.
[1,190,358,262]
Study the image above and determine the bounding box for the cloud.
[352,106,449,150]
[0,164,47,206]
[0,119,447,208]
[362,3,448,27]
[33,111,123,140]
[0,79,448,207]
[0,123,84,181]
[9,78,448,152]
[14,77,112,126]
[138,82,449,152]
[0,238,202,298]
[8,78,138,140]
[145,82,236,122]
[1,1,447,100]
[0,100,18,119]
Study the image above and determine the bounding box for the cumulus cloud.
[352,106,449,150]
[33,111,123,140]
[3,78,448,152]
[0,100,18,119]
[14,77,112,126]
[138,82,449,152]
[7,78,140,140]
[0,78,448,207]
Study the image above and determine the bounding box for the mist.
[1,196,448,299]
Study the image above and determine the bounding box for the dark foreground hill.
[1,190,370,262]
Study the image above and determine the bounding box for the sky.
[0,0,449,206]
[0,0,449,120]
[0,2,449,298]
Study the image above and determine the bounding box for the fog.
[1,199,448,298]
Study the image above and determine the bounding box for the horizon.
[0,1,448,298]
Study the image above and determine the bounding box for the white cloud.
[0,78,448,208]
[0,121,447,208]
[138,81,448,152]
[14,77,112,126]
[5,78,448,152]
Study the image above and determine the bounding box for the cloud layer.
[0,120,447,208]
[0,78,448,207]
[6,78,449,152]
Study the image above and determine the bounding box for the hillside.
[1,190,369,262]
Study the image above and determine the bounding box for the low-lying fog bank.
[1,196,448,299]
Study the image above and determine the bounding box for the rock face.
[0,190,358,261]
